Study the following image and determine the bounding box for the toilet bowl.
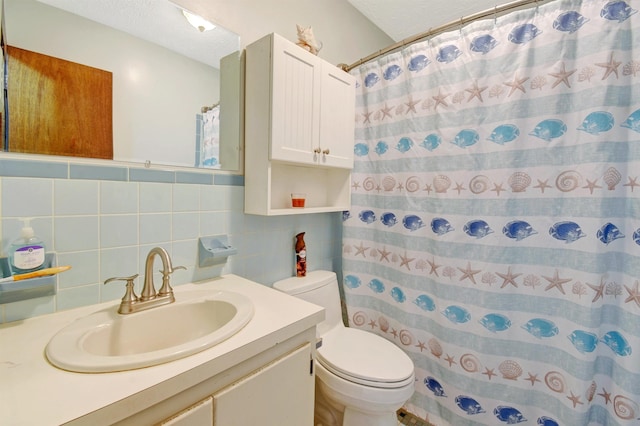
[273,270,415,426]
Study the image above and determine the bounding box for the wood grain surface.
[7,45,113,159]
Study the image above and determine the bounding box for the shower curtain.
[342,0,640,424]
[199,106,221,168]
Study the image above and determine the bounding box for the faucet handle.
[157,266,186,297]
[159,265,187,275]
[104,274,139,305]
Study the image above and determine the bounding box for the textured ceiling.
[35,0,239,68]
[35,0,536,67]
[347,0,525,42]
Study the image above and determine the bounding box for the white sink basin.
[46,290,254,373]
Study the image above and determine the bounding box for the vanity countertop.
[0,274,324,426]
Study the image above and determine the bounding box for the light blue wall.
[0,158,343,323]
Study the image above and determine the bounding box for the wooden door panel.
[7,45,113,159]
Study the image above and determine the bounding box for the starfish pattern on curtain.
[343,0,640,424]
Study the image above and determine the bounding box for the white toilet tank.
[273,270,344,336]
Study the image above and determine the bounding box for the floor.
[397,408,433,426]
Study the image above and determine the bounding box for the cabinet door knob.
[313,147,321,154]
[322,149,330,155]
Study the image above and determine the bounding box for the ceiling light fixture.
[163,0,214,33]
[182,9,215,32]
[167,1,216,32]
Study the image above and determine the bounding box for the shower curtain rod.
[343,0,552,71]
[201,101,220,113]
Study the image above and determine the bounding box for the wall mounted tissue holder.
[198,235,238,267]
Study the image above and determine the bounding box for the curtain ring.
[494,5,498,27]
[459,16,464,34]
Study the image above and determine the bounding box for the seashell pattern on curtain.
[342,0,640,424]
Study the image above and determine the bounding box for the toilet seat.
[317,327,414,389]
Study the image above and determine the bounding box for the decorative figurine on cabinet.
[295,25,322,55]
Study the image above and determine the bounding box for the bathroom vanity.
[0,275,324,425]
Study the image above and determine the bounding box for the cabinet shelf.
[245,161,351,216]
[265,206,349,216]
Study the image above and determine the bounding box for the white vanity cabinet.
[213,343,314,425]
[160,397,213,426]
[0,276,324,426]
[244,33,355,215]
[156,343,314,426]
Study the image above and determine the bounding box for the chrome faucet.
[105,247,186,314]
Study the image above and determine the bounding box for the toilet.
[273,270,415,426]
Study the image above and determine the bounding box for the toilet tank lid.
[273,270,336,295]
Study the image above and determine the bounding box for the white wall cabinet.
[244,33,355,215]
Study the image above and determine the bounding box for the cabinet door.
[318,63,356,169]
[160,397,213,426]
[213,344,314,425]
[270,35,321,165]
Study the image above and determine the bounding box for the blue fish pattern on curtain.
[343,0,640,425]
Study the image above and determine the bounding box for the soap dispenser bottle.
[295,232,306,277]
[8,218,46,275]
